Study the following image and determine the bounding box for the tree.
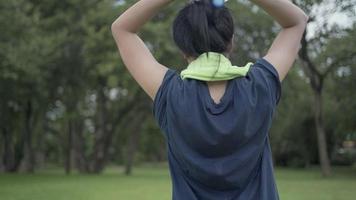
[295,0,356,176]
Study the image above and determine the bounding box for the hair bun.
[174,0,234,57]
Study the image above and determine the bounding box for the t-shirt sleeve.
[249,58,282,105]
[152,69,177,128]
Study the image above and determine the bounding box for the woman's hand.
[111,0,174,101]
[250,0,309,82]
[112,0,174,33]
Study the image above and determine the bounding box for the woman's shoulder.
[243,58,282,105]
[249,58,280,80]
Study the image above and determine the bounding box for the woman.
[111,0,308,199]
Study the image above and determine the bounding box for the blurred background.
[0,0,355,199]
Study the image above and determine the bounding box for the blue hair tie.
[212,0,227,7]
[190,0,228,7]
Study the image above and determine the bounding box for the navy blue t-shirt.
[152,58,281,200]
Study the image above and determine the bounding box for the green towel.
[180,52,252,81]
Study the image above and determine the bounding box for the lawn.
[0,164,355,200]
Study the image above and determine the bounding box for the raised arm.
[250,0,309,81]
[111,0,173,101]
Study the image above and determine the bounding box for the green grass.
[0,164,355,200]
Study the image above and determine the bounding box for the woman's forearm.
[250,0,308,28]
[111,0,173,33]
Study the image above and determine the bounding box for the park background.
[0,0,355,199]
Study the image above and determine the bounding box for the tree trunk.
[73,119,89,173]
[0,128,3,172]
[22,100,35,173]
[124,131,138,175]
[65,119,73,174]
[11,133,25,172]
[124,114,145,175]
[36,115,48,170]
[1,127,14,172]
[313,90,332,176]
[299,28,332,177]
[90,85,108,174]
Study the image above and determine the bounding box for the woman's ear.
[181,52,195,63]
[182,53,190,63]
[183,53,188,60]
[226,35,235,54]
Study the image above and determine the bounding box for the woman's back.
[205,80,229,105]
[153,58,281,199]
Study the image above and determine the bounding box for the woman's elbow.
[111,20,136,36]
[111,20,129,42]
[292,13,308,30]
[111,20,122,34]
[300,12,309,25]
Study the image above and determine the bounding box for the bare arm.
[111,0,173,101]
[250,0,309,81]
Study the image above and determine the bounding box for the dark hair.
[172,0,235,58]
